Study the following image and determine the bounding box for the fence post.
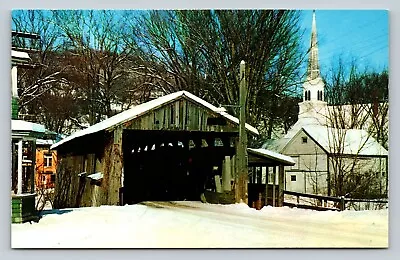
[340,197,345,211]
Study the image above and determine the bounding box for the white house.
[281,125,388,197]
[263,11,388,198]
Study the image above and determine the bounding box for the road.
[140,201,388,248]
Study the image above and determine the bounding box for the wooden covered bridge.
[51,91,294,208]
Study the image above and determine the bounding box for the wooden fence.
[283,190,388,211]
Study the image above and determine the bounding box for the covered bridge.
[51,91,293,208]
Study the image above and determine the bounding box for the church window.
[305,90,312,101]
[317,90,323,101]
[302,137,308,143]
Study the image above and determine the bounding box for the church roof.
[302,125,388,157]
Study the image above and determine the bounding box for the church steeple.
[302,10,324,104]
[307,10,321,81]
[284,10,329,138]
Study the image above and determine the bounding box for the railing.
[283,190,388,211]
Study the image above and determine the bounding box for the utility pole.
[235,60,248,204]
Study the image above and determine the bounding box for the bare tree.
[125,10,307,142]
[324,60,389,148]
[322,60,389,198]
[13,10,309,140]
[12,10,69,118]
[50,10,140,125]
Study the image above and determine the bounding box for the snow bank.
[11,201,388,248]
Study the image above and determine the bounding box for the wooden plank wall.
[54,132,113,208]
[124,98,240,133]
[53,154,84,208]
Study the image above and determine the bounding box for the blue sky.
[299,10,389,76]
[11,9,389,76]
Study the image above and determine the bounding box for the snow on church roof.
[302,125,388,157]
[51,91,259,149]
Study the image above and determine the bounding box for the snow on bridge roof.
[248,148,296,166]
[51,91,259,149]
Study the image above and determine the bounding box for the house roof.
[12,120,46,133]
[11,50,30,60]
[248,148,295,166]
[302,125,388,157]
[36,139,57,146]
[12,120,46,139]
[51,91,259,149]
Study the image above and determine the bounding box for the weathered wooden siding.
[107,126,123,205]
[54,96,250,208]
[77,153,106,207]
[54,154,84,208]
[123,98,240,133]
[54,131,113,208]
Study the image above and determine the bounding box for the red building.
[35,139,57,189]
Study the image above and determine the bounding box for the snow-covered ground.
[11,201,388,248]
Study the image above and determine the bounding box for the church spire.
[307,10,321,81]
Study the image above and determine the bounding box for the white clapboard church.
[263,11,388,198]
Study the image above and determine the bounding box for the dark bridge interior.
[122,130,236,204]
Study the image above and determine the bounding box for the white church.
[264,11,388,198]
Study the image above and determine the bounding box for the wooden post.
[31,140,36,193]
[278,165,284,207]
[231,154,236,190]
[17,139,23,195]
[265,167,269,206]
[257,167,262,184]
[222,156,231,191]
[107,126,124,205]
[272,166,276,207]
[385,156,388,196]
[340,196,345,211]
[215,175,222,193]
[327,154,331,196]
[235,60,248,204]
